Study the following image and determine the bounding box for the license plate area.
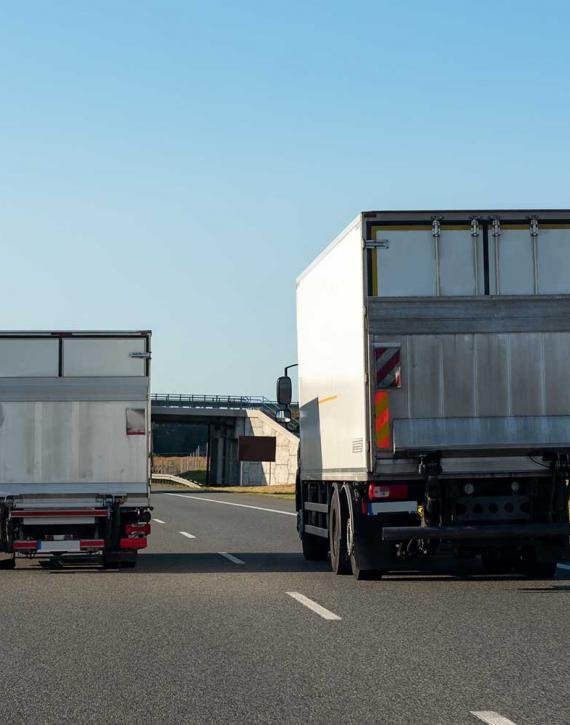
[39,540,81,553]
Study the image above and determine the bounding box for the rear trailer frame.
[295,211,570,578]
[0,331,152,568]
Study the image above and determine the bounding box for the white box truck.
[278,210,570,579]
[0,331,152,569]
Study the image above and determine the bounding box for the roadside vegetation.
[150,479,295,500]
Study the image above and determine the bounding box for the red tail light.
[125,523,151,536]
[13,540,37,551]
[120,537,147,550]
[368,483,409,501]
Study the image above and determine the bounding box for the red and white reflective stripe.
[80,540,105,549]
[13,540,37,550]
[375,346,401,388]
[10,509,108,518]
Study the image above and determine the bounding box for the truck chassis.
[297,454,570,579]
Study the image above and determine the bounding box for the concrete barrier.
[151,473,202,489]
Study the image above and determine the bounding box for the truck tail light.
[13,540,37,551]
[125,523,151,536]
[368,483,409,501]
[80,539,105,550]
[120,537,147,550]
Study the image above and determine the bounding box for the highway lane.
[0,489,568,725]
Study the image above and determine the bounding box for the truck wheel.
[519,557,557,579]
[350,555,385,581]
[0,557,15,570]
[329,486,351,575]
[301,532,328,561]
[481,552,516,575]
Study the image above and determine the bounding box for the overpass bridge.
[151,395,299,486]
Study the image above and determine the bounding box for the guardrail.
[151,394,299,433]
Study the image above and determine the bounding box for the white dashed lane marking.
[166,493,296,516]
[152,518,166,524]
[471,711,518,725]
[179,531,196,540]
[286,592,341,621]
[218,552,245,565]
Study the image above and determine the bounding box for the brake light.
[13,540,37,551]
[120,537,147,550]
[368,483,409,501]
[125,523,151,536]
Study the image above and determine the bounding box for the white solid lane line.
[471,711,518,725]
[218,552,245,565]
[152,518,166,524]
[179,531,196,539]
[286,592,341,621]
[166,492,296,516]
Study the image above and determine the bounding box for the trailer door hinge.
[129,352,151,359]
[365,239,390,249]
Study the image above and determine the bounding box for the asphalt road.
[1,490,569,725]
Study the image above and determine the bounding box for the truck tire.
[329,485,351,575]
[481,552,516,575]
[0,557,15,570]
[350,554,384,581]
[301,531,328,561]
[519,557,557,579]
[103,552,138,569]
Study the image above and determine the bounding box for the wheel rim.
[330,505,338,561]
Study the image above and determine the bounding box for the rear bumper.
[382,523,570,541]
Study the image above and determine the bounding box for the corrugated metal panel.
[0,401,147,484]
[393,415,570,456]
[373,327,570,445]
[368,296,570,334]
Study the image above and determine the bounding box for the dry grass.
[150,480,295,499]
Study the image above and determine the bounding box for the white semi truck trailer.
[0,331,152,569]
[278,210,570,579]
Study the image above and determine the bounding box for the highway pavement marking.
[166,492,296,516]
[179,531,196,539]
[152,518,166,524]
[218,552,245,565]
[471,711,518,725]
[286,592,341,621]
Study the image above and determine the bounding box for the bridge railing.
[152,393,298,411]
[151,394,299,432]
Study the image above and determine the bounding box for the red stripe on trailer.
[80,540,105,549]
[10,509,108,518]
[13,540,37,550]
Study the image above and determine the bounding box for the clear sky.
[1,1,569,396]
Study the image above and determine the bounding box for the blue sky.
[1,1,569,396]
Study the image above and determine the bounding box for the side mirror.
[276,408,292,424]
[276,375,292,406]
